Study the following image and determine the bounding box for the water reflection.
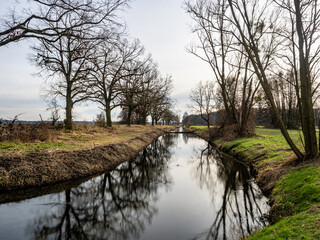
[0,134,268,240]
[191,143,268,240]
[29,136,176,240]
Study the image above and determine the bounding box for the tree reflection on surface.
[30,135,176,240]
[0,134,268,240]
[191,142,268,240]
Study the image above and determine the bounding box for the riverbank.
[190,126,320,239]
[0,125,175,191]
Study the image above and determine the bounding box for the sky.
[0,0,213,121]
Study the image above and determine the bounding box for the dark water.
[0,134,269,240]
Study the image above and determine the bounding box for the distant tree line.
[182,108,320,129]
[0,0,176,129]
[185,0,320,161]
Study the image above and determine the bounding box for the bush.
[0,119,59,142]
[94,113,106,127]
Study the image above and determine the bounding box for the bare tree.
[150,76,174,125]
[274,0,320,155]
[190,80,215,129]
[119,56,155,126]
[185,0,234,124]
[90,38,145,127]
[27,0,128,130]
[46,99,60,126]
[221,0,305,160]
[0,0,129,47]
[225,0,320,160]
[185,0,260,136]
[138,75,173,126]
[31,18,99,129]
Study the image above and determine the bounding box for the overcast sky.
[0,0,212,121]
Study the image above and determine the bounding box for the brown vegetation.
[0,125,175,191]
[0,120,60,143]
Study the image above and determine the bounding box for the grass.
[0,142,80,153]
[219,127,304,170]
[0,125,172,154]
[248,208,320,240]
[270,165,320,222]
[190,126,209,130]
[189,126,320,239]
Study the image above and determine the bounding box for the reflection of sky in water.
[0,134,269,240]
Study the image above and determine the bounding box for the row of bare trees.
[1,0,174,129]
[186,0,320,161]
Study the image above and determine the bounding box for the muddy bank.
[0,127,174,191]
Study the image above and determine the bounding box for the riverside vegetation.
[190,126,320,239]
[0,123,175,191]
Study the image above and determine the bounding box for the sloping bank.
[190,127,320,239]
[0,126,174,192]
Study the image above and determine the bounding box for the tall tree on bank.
[30,0,127,130]
[275,0,320,156]
[31,24,97,129]
[90,38,145,127]
[136,75,173,125]
[149,76,174,126]
[185,0,260,136]
[225,0,320,160]
[119,57,155,126]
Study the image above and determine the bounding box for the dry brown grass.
[0,124,174,154]
[0,122,59,142]
[0,125,175,191]
[57,125,172,148]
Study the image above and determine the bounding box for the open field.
[190,126,320,239]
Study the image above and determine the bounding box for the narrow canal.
[0,133,269,240]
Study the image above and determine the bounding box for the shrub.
[0,119,59,143]
[94,113,106,127]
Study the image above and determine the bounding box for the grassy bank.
[0,125,171,154]
[190,126,320,239]
[0,125,175,191]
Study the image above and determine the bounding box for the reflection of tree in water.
[182,133,201,145]
[192,143,269,240]
[30,134,178,240]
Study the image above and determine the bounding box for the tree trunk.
[65,86,73,130]
[142,114,147,125]
[127,108,132,126]
[220,85,237,125]
[294,0,318,158]
[105,100,112,127]
[318,119,320,151]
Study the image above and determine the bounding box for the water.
[0,134,269,240]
